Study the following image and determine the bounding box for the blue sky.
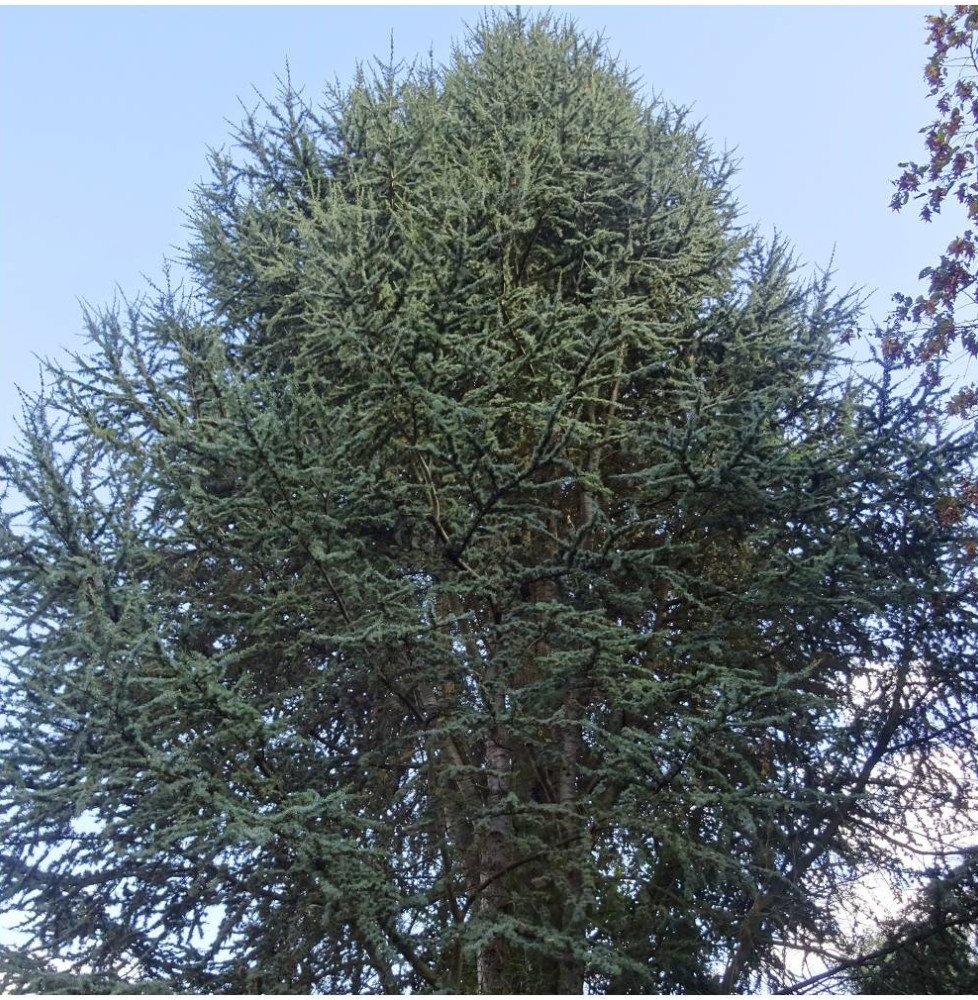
[0,5,952,451]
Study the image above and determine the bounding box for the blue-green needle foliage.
[1,12,976,994]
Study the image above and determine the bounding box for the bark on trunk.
[477,710,512,993]
[556,688,585,994]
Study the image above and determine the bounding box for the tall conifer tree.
[2,12,976,994]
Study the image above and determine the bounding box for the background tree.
[784,852,978,994]
[891,4,978,416]
[2,12,977,994]
[850,853,978,995]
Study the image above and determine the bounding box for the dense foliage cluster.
[2,13,977,993]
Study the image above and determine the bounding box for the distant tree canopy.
[1,12,977,994]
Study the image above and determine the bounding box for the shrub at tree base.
[1,12,976,994]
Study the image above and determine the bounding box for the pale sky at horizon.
[0,4,956,451]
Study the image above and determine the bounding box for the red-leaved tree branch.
[893,5,978,416]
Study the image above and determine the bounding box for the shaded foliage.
[849,854,978,994]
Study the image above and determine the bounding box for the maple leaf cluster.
[893,5,978,413]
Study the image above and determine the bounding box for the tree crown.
[2,12,977,994]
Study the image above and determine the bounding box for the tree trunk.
[477,709,512,993]
[556,687,586,994]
